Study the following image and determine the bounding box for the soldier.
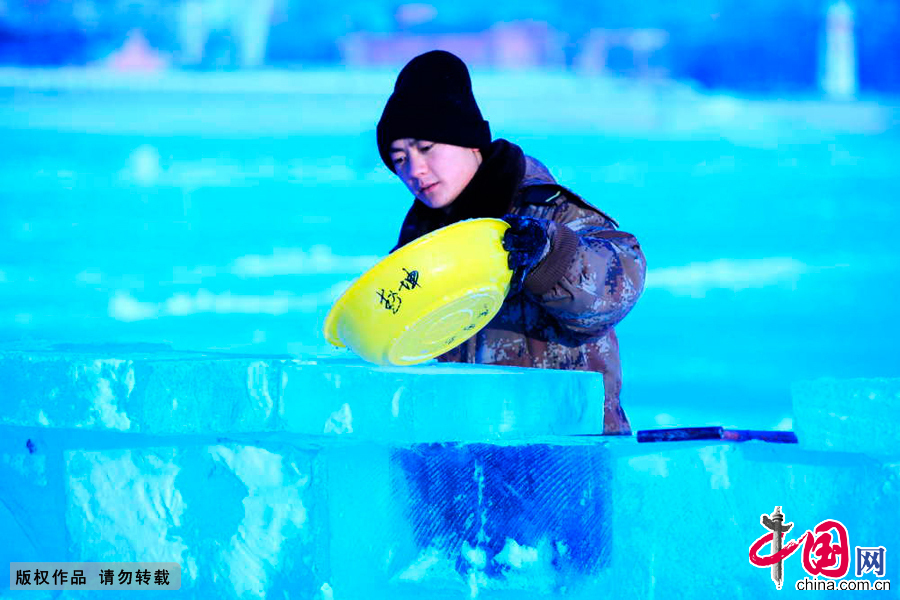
[378,50,646,434]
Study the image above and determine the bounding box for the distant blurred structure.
[105,29,168,70]
[819,0,858,98]
[0,0,898,93]
[574,28,669,78]
[338,21,566,69]
[176,0,277,68]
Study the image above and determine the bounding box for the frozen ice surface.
[1,346,898,598]
[0,346,605,440]
[792,378,900,458]
[61,444,322,599]
[279,360,605,442]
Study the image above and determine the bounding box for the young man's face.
[389,139,482,210]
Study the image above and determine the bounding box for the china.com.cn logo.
[748,506,889,591]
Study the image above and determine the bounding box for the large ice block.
[1,346,897,599]
[0,346,281,434]
[62,443,327,598]
[0,347,604,440]
[279,360,605,442]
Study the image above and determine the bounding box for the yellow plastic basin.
[323,218,513,365]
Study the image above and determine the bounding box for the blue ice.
[1,347,897,598]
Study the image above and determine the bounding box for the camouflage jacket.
[393,148,646,434]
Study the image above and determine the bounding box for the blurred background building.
[0,0,898,92]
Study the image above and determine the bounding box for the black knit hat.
[377,50,491,171]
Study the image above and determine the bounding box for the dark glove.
[502,214,551,294]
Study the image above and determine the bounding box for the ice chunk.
[386,442,611,595]
[280,360,605,442]
[64,443,323,598]
[0,348,604,439]
[0,473,49,594]
[0,429,67,594]
[0,349,281,434]
[0,354,139,431]
[2,347,898,598]
[607,440,899,598]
